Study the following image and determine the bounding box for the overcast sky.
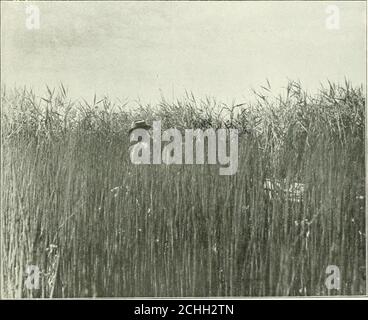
[1,1,366,104]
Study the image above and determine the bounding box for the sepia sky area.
[1,1,366,104]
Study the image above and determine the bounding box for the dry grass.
[1,81,365,297]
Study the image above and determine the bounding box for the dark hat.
[128,120,152,135]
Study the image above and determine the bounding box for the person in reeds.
[128,120,152,164]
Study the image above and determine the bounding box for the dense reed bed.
[1,81,365,297]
